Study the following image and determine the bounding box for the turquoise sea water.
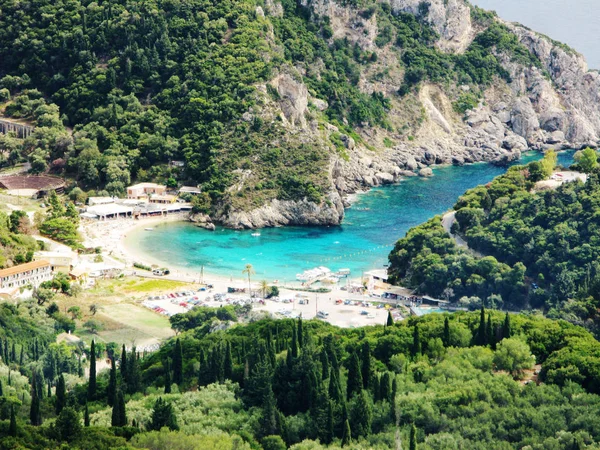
[127,151,574,282]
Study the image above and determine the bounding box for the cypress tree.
[324,400,334,445]
[78,355,83,378]
[107,357,117,406]
[443,317,450,347]
[19,345,24,366]
[165,359,172,394]
[487,315,495,349]
[120,345,128,384]
[7,369,11,386]
[0,379,3,396]
[11,342,16,362]
[391,378,398,423]
[291,326,298,358]
[128,348,141,394]
[409,424,417,450]
[0,340,3,362]
[477,307,487,346]
[361,341,371,390]
[341,418,351,447]
[503,312,511,339]
[172,338,183,385]
[350,389,372,438]
[224,342,233,380]
[328,368,343,404]
[111,391,127,427]
[30,383,42,426]
[297,317,304,349]
[320,349,330,380]
[386,310,394,326]
[84,403,90,427]
[55,374,66,414]
[47,380,51,398]
[346,352,363,400]
[380,372,392,403]
[88,340,97,400]
[9,405,17,437]
[412,324,421,356]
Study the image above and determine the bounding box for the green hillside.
[2,300,600,448]
[0,0,542,215]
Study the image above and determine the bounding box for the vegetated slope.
[388,150,600,335]
[4,299,600,449]
[2,0,600,227]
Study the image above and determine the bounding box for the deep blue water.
[127,151,574,282]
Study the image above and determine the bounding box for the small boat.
[251,232,261,237]
[144,228,154,231]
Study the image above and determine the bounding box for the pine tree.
[477,307,487,346]
[224,342,233,380]
[341,418,351,447]
[503,312,512,339]
[346,352,363,400]
[149,397,179,431]
[164,358,172,394]
[409,424,417,450]
[297,317,304,349]
[9,405,17,437]
[88,340,97,400]
[412,324,421,356]
[172,338,183,385]
[55,374,66,414]
[387,310,394,326]
[107,357,117,406]
[443,317,450,347]
[84,403,90,427]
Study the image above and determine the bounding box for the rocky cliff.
[212,0,600,229]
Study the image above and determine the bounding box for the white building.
[127,183,166,200]
[0,260,53,292]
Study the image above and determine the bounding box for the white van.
[317,310,329,319]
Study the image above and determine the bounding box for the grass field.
[53,276,185,347]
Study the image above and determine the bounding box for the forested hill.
[3,299,600,449]
[2,0,600,227]
[388,149,600,336]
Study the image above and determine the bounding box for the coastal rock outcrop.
[216,191,345,229]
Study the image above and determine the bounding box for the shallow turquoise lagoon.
[127,151,574,282]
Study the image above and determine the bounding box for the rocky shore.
[194,0,600,229]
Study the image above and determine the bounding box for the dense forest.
[0,0,544,215]
[388,149,600,335]
[2,300,600,449]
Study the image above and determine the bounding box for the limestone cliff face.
[214,0,600,229]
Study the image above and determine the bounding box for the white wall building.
[0,260,53,292]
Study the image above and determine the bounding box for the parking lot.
[140,286,405,328]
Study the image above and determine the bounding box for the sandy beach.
[80,214,253,290]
